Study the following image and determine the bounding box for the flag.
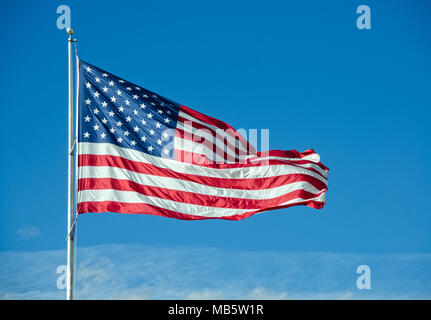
[77,59,329,220]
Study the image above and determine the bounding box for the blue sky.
[1,244,431,299]
[0,0,430,299]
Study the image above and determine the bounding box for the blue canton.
[78,60,180,159]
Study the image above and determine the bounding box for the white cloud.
[247,287,289,300]
[185,289,225,300]
[16,225,41,240]
[0,244,430,300]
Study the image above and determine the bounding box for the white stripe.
[250,153,322,163]
[78,189,326,218]
[79,166,323,200]
[79,142,327,184]
[281,191,326,206]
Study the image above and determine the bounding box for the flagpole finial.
[66,28,74,35]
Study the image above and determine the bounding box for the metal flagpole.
[66,27,76,300]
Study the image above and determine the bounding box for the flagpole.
[66,27,76,300]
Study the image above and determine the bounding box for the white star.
[135,87,141,91]
[151,102,156,106]
[133,109,138,116]
[85,98,91,105]
[149,129,155,135]
[116,121,123,127]
[102,101,108,107]
[95,77,100,83]
[164,118,170,124]
[147,113,153,119]
[101,132,106,139]
[116,89,122,96]
[102,118,108,124]
[167,110,171,114]
[140,103,146,109]
[126,87,132,91]
[93,124,99,131]
[84,131,90,138]
[93,108,99,115]
[152,94,158,98]
[143,94,148,98]
[119,79,125,83]
[148,145,154,152]
[110,127,116,133]
[133,94,139,100]
[109,111,115,117]
[124,131,130,136]
[131,140,137,146]
[109,81,114,86]
[86,66,91,72]
[102,86,108,93]
[110,96,117,103]
[141,119,146,125]
[117,137,123,143]
[126,116,132,122]
[157,139,162,145]
[84,116,91,122]
[102,73,108,77]
[163,148,170,155]
[85,82,92,88]
[155,122,161,128]
[125,99,130,106]
[93,92,100,98]
[133,126,140,132]
[162,132,169,139]
[141,136,147,142]
[118,106,125,112]
[157,109,163,114]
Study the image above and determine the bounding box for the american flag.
[77,60,329,220]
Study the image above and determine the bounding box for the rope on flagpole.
[66,219,77,241]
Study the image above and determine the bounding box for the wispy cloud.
[0,244,430,299]
[16,225,41,240]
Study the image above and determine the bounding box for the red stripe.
[78,177,326,209]
[79,154,327,191]
[258,149,319,159]
[78,198,325,220]
[174,149,208,165]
